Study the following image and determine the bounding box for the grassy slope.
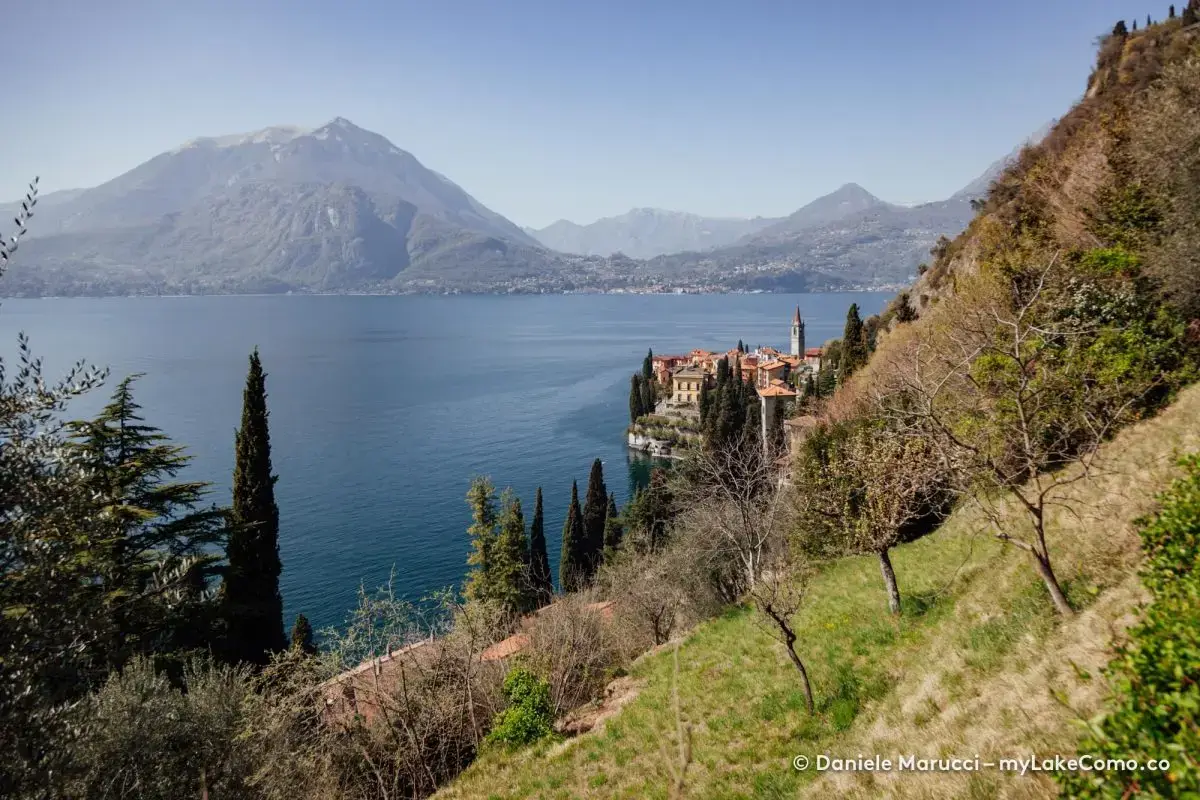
[437,384,1200,800]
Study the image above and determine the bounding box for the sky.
[2,0,1162,228]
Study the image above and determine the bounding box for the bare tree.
[871,258,1160,616]
[673,430,794,596]
[747,555,816,714]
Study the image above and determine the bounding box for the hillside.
[434,14,1200,799]
[436,384,1200,799]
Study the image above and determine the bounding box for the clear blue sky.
[3,0,1162,228]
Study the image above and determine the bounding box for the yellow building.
[671,366,708,404]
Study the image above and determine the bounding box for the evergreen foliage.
[581,459,608,581]
[629,374,646,423]
[698,381,711,426]
[623,468,675,554]
[642,348,654,380]
[559,481,587,592]
[67,375,228,669]
[1113,19,1128,36]
[602,492,624,560]
[527,487,554,606]
[640,374,655,415]
[463,476,499,604]
[289,613,317,655]
[837,304,867,382]
[221,349,287,666]
[491,491,534,615]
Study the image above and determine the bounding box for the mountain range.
[3,118,1044,296]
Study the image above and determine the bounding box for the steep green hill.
[436,383,1200,800]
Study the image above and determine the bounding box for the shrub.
[484,668,555,748]
[1057,454,1200,797]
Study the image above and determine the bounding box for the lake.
[0,292,892,632]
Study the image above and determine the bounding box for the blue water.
[0,292,891,632]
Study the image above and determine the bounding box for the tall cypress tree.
[290,613,317,656]
[463,476,499,604]
[603,493,624,561]
[642,348,654,380]
[559,481,587,592]
[629,375,645,423]
[838,304,867,382]
[528,487,554,606]
[491,491,533,615]
[698,380,711,426]
[221,349,287,665]
[640,374,655,415]
[581,459,608,580]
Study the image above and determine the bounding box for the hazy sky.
[3,0,1157,228]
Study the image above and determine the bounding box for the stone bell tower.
[790,306,805,356]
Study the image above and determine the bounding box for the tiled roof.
[758,384,798,397]
[805,347,823,357]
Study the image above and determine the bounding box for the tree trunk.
[783,637,816,715]
[878,549,901,615]
[1032,550,1074,616]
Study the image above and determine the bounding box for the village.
[629,307,825,459]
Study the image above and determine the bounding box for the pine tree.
[603,493,624,560]
[491,491,533,615]
[221,350,287,666]
[68,375,228,667]
[629,374,645,423]
[463,476,499,604]
[838,304,867,382]
[559,481,587,592]
[581,459,608,580]
[528,487,553,606]
[290,613,317,656]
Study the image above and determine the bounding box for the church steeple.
[790,306,805,356]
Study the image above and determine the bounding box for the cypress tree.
[463,476,499,604]
[603,492,624,560]
[642,348,654,380]
[492,491,533,615]
[528,487,553,605]
[290,613,317,656]
[698,380,711,426]
[639,374,655,416]
[559,481,587,592]
[768,398,787,455]
[1169,5,1175,19]
[1184,1,1197,24]
[1133,18,1138,30]
[1112,19,1128,36]
[581,459,608,579]
[629,375,645,423]
[838,304,867,382]
[1148,13,1153,25]
[222,349,287,666]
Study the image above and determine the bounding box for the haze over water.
[1,292,890,631]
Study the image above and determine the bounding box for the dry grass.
[433,385,1200,800]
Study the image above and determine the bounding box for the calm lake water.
[0,292,891,632]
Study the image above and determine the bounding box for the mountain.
[748,183,890,242]
[527,208,779,259]
[9,118,554,293]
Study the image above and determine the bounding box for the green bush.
[1057,454,1200,798]
[484,668,555,749]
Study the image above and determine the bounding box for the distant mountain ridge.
[4,120,1040,295]
[527,208,779,259]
